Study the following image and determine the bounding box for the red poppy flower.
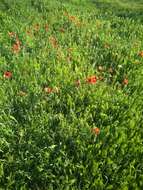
[16,37,21,46]
[12,43,21,53]
[123,79,128,85]
[68,15,76,22]
[139,51,143,57]
[86,76,97,84]
[44,87,53,94]
[12,37,21,54]
[92,127,100,135]
[3,71,12,79]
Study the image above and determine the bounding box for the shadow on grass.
[91,0,143,22]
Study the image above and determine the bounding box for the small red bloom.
[44,87,53,94]
[3,71,12,79]
[68,15,76,22]
[16,37,21,46]
[92,127,100,135]
[12,37,21,54]
[123,79,128,85]
[138,51,143,57]
[86,76,97,84]
[12,43,21,53]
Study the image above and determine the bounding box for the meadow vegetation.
[0,0,143,189]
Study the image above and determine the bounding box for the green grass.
[0,0,143,189]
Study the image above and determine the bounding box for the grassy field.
[0,0,143,189]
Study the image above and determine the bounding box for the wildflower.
[16,37,21,46]
[123,78,128,85]
[68,15,76,22]
[12,37,21,54]
[92,127,100,135]
[3,71,12,79]
[86,76,97,84]
[44,87,53,94]
[12,43,21,53]
[138,51,143,57]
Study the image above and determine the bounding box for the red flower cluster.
[3,71,12,79]
[86,76,97,84]
[139,51,143,57]
[91,127,100,135]
[123,78,128,85]
[12,37,21,54]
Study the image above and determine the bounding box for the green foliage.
[0,0,143,189]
